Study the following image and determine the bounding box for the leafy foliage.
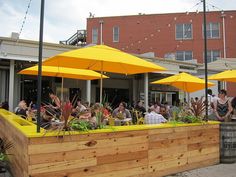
[70,119,92,131]
[0,137,13,162]
[170,97,205,124]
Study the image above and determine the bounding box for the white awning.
[200,58,236,71]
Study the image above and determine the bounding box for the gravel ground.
[166,163,236,177]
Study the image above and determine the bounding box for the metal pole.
[99,20,104,45]
[203,0,208,121]
[221,11,227,90]
[100,62,103,104]
[36,0,45,133]
[61,77,64,102]
[99,20,104,104]
[221,11,226,59]
[144,73,149,111]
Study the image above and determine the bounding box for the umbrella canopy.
[42,45,166,74]
[208,70,236,82]
[151,72,215,93]
[42,44,166,103]
[19,66,109,80]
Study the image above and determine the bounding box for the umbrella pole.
[61,77,64,102]
[100,62,103,104]
[187,92,190,105]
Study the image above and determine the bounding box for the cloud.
[0,1,23,37]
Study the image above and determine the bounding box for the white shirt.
[144,111,167,124]
[206,95,219,115]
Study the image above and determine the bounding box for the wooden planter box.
[0,109,220,177]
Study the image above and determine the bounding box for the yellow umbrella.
[151,72,215,93]
[19,66,108,80]
[19,66,108,100]
[42,45,166,74]
[42,44,166,102]
[208,70,236,82]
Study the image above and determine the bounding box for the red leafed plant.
[43,101,73,137]
[61,101,73,130]
[189,96,206,119]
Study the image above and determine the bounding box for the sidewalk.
[167,163,236,177]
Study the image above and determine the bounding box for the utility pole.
[36,0,45,132]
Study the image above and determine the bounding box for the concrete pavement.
[167,163,236,177]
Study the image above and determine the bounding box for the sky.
[0,0,236,43]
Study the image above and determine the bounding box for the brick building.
[87,11,236,96]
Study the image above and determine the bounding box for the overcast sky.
[0,0,235,43]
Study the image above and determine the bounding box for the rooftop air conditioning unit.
[11,32,19,40]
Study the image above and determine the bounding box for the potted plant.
[171,97,205,124]
[0,137,13,173]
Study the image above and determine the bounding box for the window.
[176,24,192,40]
[92,28,98,44]
[206,50,220,63]
[204,22,220,39]
[113,26,119,42]
[176,51,193,61]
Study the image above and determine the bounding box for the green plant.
[169,97,205,124]
[0,137,13,165]
[70,119,92,131]
[181,115,202,123]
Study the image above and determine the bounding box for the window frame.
[92,27,98,44]
[113,26,120,42]
[202,22,220,39]
[175,23,193,40]
[204,50,221,63]
[176,51,193,61]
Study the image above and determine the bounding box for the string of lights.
[121,0,202,52]
[160,1,230,55]
[18,0,32,39]
[121,0,225,59]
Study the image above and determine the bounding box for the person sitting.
[134,100,146,117]
[150,101,161,113]
[79,106,98,128]
[15,100,28,119]
[214,89,233,122]
[144,107,167,124]
[159,106,171,120]
[0,101,9,110]
[112,102,132,121]
[75,98,87,113]
[103,102,112,118]
[71,98,87,117]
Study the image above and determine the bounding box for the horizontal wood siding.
[0,114,219,177]
[0,115,29,177]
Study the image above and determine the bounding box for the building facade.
[87,11,236,96]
